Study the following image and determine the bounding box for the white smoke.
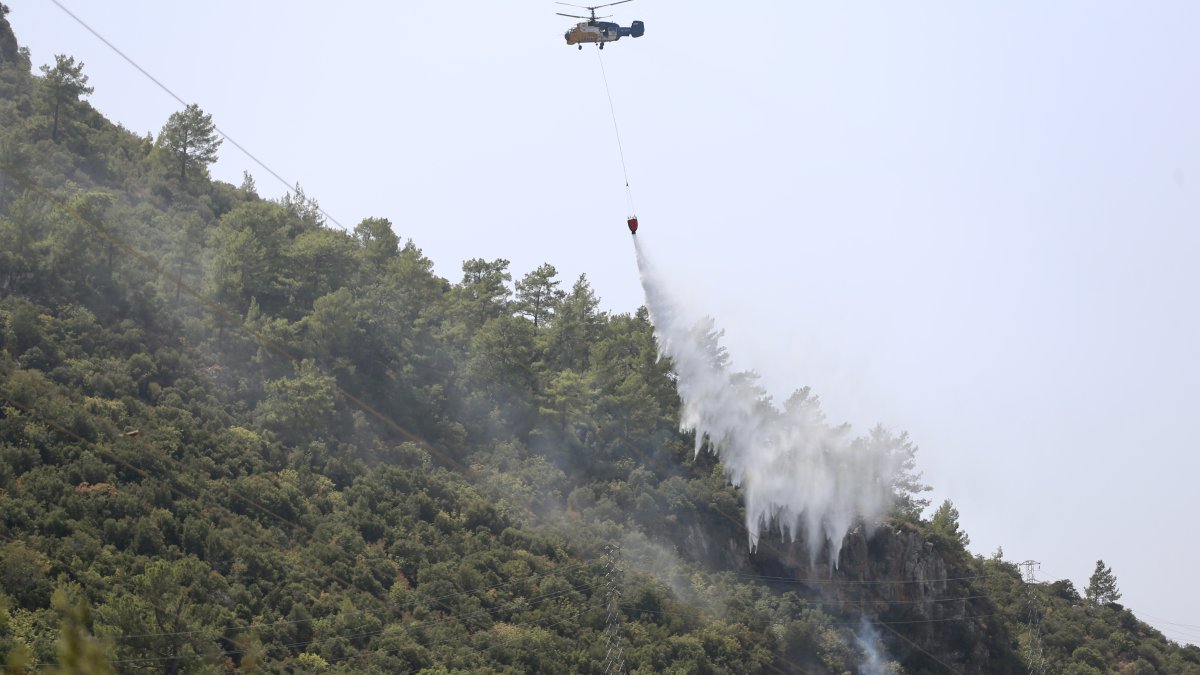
[855,618,899,674]
[635,238,903,564]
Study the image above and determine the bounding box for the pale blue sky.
[14,1,1200,644]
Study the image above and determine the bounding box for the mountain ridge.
[1,12,1197,673]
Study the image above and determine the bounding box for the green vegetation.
[156,103,222,182]
[1,11,1197,673]
[1086,560,1122,608]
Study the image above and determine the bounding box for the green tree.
[1,4,24,66]
[0,5,30,69]
[0,541,51,610]
[868,426,930,519]
[280,183,324,230]
[543,273,604,371]
[238,170,257,197]
[46,589,115,675]
[38,54,92,143]
[539,368,597,439]
[164,210,208,303]
[100,557,232,675]
[930,499,969,547]
[256,359,339,446]
[383,241,446,320]
[8,24,1200,673]
[514,263,564,328]
[288,227,359,309]
[454,258,512,331]
[70,192,116,279]
[1085,559,1121,606]
[353,217,400,271]
[587,310,671,446]
[210,201,291,312]
[0,214,39,293]
[157,103,222,180]
[298,287,362,372]
[461,314,537,437]
[30,191,118,303]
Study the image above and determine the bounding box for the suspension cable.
[597,49,637,217]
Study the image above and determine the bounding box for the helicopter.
[558,0,645,50]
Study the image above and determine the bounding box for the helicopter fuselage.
[564,20,644,46]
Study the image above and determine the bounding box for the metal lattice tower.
[600,544,626,675]
[1018,560,1046,675]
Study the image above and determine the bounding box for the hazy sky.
[14,1,1200,644]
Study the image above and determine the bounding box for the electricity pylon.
[1019,560,1045,675]
[601,544,626,675]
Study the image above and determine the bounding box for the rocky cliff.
[674,516,1026,673]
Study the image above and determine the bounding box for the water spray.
[634,237,905,564]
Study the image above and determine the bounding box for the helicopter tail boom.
[611,21,644,39]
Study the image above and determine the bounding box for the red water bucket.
[627,216,639,234]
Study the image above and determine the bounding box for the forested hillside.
[2,8,1198,673]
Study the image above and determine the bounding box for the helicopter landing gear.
[599,42,605,50]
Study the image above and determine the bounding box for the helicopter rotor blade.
[556,12,589,18]
[554,0,632,10]
[589,0,634,9]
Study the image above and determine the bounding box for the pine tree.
[0,4,22,65]
[39,54,92,143]
[930,499,970,547]
[515,263,564,327]
[1086,559,1121,606]
[354,217,400,270]
[157,103,222,180]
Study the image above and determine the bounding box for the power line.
[0,392,387,613]
[876,621,964,675]
[0,128,800,674]
[1,390,609,664]
[10,9,1068,675]
[46,0,344,229]
[1,321,992,674]
[615,596,994,674]
[0,163,466,475]
[2,382,610,665]
[731,570,1006,585]
[11,18,1013,664]
[1157,626,1200,646]
[0,160,855,675]
[321,605,593,670]
[1038,569,1199,645]
[100,559,593,643]
[620,602,1002,628]
[816,595,992,607]
[1,356,590,659]
[34,6,457,472]
[7,96,955,672]
[104,576,606,668]
[1138,615,1200,634]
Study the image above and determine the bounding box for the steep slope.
[1,12,1198,674]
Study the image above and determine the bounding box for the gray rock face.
[673,518,1023,673]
